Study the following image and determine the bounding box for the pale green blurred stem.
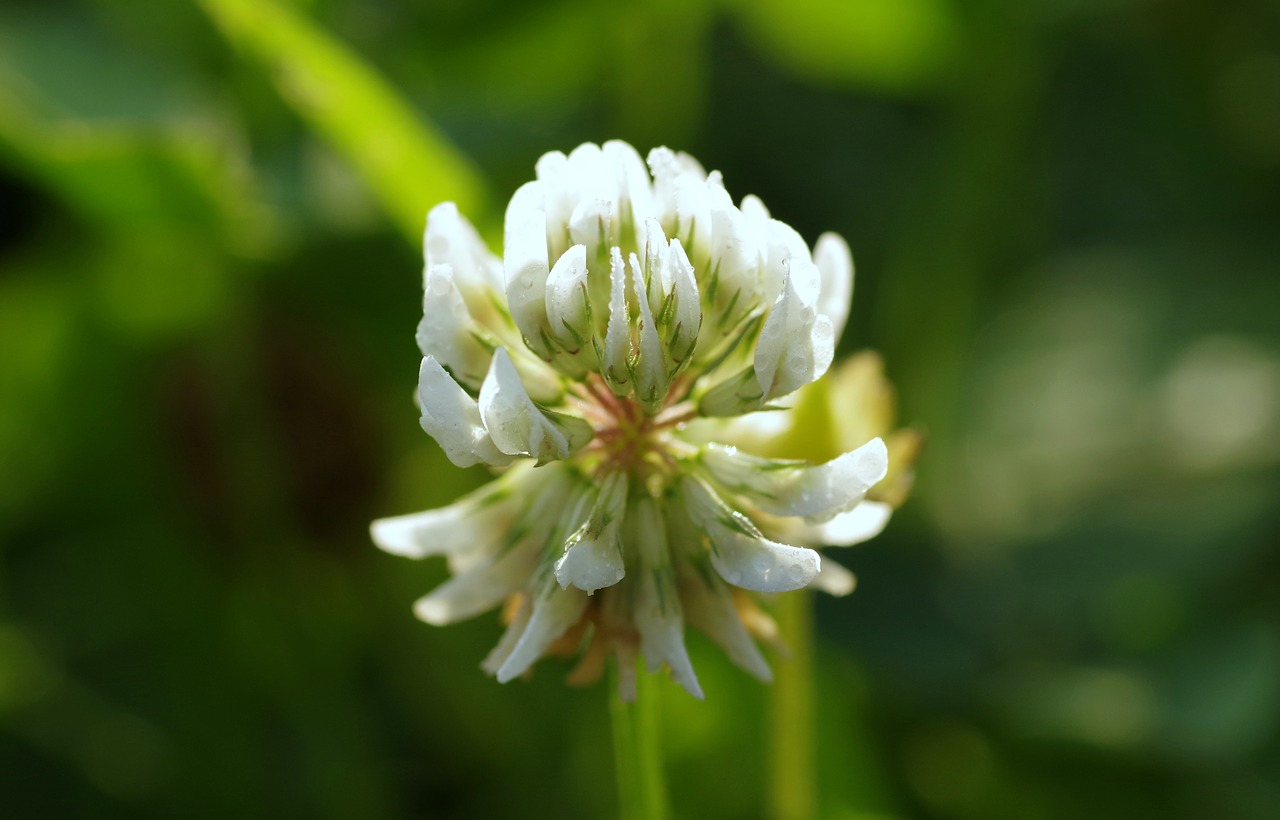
[610,660,669,820]
[770,588,816,820]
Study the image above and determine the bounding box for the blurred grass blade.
[198,0,488,242]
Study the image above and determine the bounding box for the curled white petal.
[554,472,628,593]
[757,218,812,306]
[677,555,771,682]
[371,506,470,559]
[605,139,657,239]
[667,239,701,365]
[478,348,592,461]
[813,232,853,345]
[810,559,857,597]
[481,596,532,676]
[544,244,591,351]
[413,544,537,625]
[754,258,834,401]
[553,532,624,594]
[417,263,492,387]
[672,173,712,269]
[701,438,889,522]
[602,247,631,392]
[709,529,821,593]
[740,193,770,222]
[629,494,702,698]
[503,182,553,356]
[682,478,820,593]
[629,252,667,409]
[534,150,576,256]
[415,466,579,626]
[810,500,893,546]
[495,584,589,682]
[370,481,518,559]
[566,142,607,196]
[647,147,707,211]
[643,217,671,296]
[417,356,513,468]
[568,197,612,264]
[706,178,761,319]
[425,202,503,295]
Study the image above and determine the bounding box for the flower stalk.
[769,588,816,820]
[611,658,670,820]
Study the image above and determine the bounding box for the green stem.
[770,588,816,820]
[610,660,669,820]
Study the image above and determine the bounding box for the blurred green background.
[2,0,1279,817]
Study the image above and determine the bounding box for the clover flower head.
[372,140,892,699]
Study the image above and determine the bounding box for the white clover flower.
[372,140,892,699]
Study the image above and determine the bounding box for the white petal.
[666,239,701,366]
[678,558,772,682]
[414,544,538,625]
[372,507,470,558]
[417,466,580,626]
[604,139,657,239]
[740,193,770,222]
[553,531,624,594]
[425,202,503,294]
[630,494,702,699]
[566,142,607,195]
[544,244,592,353]
[534,148,569,184]
[629,253,666,409]
[370,482,517,559]
[701,438,889,521]
[757,219,812,306]
[672,173,712,269]
[503,181,553,356]
[681,478,820,593]
[647,147,679,216]
[810,559,857,596]
[643,218,671,297]
[478,348,592,461]
[706,180,761,319]
[754,258,834,401]
[647,147,706,183]
[813,232,853,345]
[495,584,589,682]
[568,197,612,261]
[811,315,835,380]
[534,150,576,253]
[417,263,492,387]
[812,500,893,546]
[554,472,628,593]
[602,247,631,393]
[709,530,821,593]
[418,356,513,468]
[481,596,531,675]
